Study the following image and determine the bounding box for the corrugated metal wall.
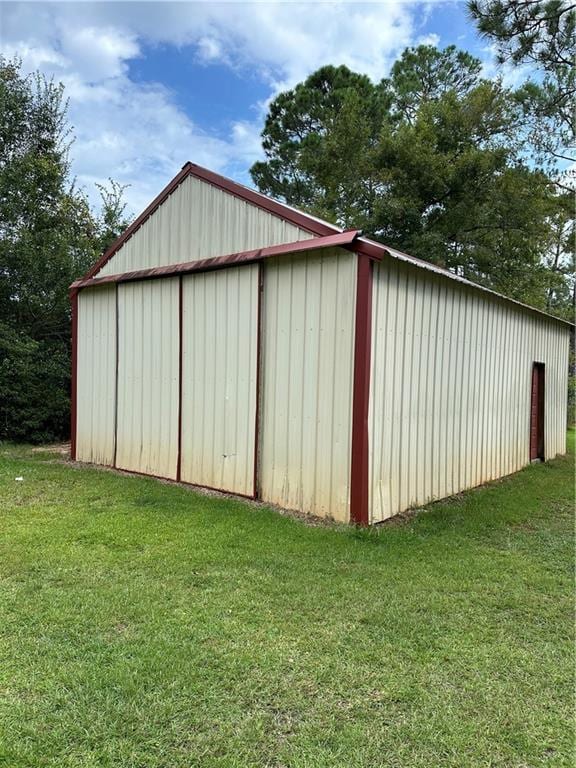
[76,244,569,525]
[76,285,117,465]
[180,265,259,495]
[369,258,570,523]
[97,176,312,277]
[259,249,357,522]
[115,278,180,479]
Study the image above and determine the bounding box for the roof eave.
[358,237,573,328]
[70,230,360,292]
[77,160,572,328]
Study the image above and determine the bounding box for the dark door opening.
[530,362,545,461]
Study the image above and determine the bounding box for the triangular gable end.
[87,162,340,279]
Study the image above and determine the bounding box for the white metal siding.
[259,249,357,522]
[369,259,570,522]
[180,265,259,495]
[97,176,312,277]
[116,279,180,478]
[76,285,117,465]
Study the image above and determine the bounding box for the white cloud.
[58,25,140,80]
[1,0,426,213]
[417,32,440,47]
[196,35,225,64]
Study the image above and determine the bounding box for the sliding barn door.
[180,265,260,496]
[116,279,180,479]
[76,285,117,465]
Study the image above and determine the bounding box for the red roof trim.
[82,161,340,280]
[71,231,360,291]
[357,238,572,327]
[79,160,570,327]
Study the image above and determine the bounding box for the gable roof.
[84,162,339,280]
[81,161,572,327]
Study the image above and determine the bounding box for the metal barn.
[70,162,571,524]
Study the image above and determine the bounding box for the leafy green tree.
[95,179,131,254]
[0,57,130,443]
[468,0,575,182]
[384,44,484,122]
[374,84,562,310]
[251,45,572,318]
[0,329,71,443]
[373,79,518,253]
[467,0,575,69]
[542,191,575,317]
[251,65,390,231]
[459,5,575,405]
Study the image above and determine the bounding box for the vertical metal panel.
[98,176,311,276]
[259,248,357,522]
[369,259,570,523]
[180,265,259,496]
[76,285,117,465]
[116,279,179,479]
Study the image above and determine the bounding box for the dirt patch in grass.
[31,442,71,456]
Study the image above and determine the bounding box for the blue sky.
[2,1,517,214]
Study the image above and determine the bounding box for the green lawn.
[0,436,574,768]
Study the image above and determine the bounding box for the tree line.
[0,59,130,442]
[0,0,573,442]
[250,37,574,317]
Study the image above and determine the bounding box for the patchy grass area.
[0,435,574,768]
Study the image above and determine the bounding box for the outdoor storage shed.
[71,162,571,524]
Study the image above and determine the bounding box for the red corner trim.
[350,252,373,526]
[71,231,360,291]
[176,276,183,482]
[70,288,78,460]
[253,262,264,499]
[112,284,119,468]
[82,162,340,281]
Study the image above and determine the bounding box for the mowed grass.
[0,436,574,768]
